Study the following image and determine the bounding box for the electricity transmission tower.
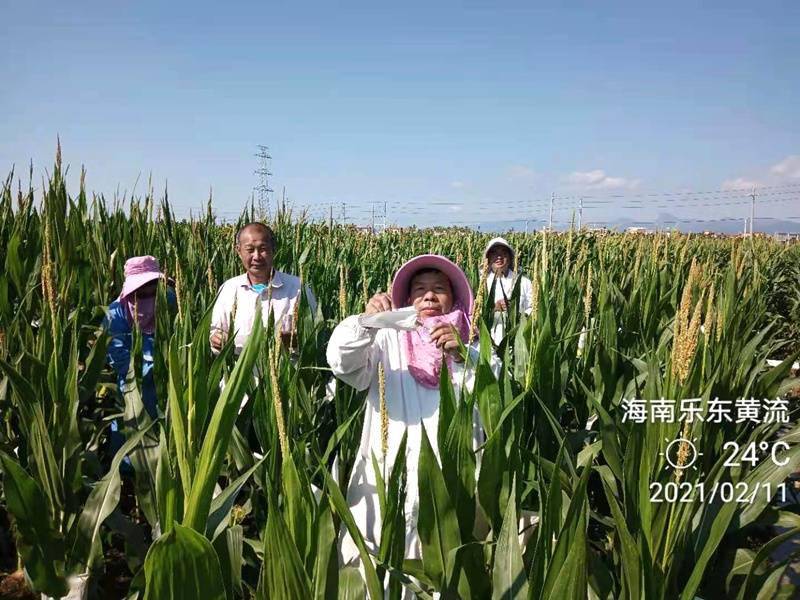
[254,145,274,220]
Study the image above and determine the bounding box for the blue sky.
[2,1,799,229]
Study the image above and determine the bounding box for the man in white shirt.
[484,237,533,344]
[209,222,317,354]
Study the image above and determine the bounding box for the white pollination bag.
[357,306,418,331]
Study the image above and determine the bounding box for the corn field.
[0,151,799,599]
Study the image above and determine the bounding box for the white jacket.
[486,269,533,344]
[326,315,498,572]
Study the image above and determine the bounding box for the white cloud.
[721,177,761,191]
[567,169,640,190]
[450,180,465,189]
[568,169,606,186]
[771,155,800,178]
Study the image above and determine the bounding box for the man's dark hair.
[236,222,277,250]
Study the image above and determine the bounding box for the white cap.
[484,236,515,259]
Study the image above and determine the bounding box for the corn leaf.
[143,523,226,600]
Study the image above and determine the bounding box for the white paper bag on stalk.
[357,306,418,330]
[40,573,89,600]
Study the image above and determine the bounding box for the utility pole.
[749,186,757,236]
[578,197,584,229]
[383,201,387,232]
[341,202,347,223]
[254,145,273,220]
[525,220,529,235]
[329,205,333,228]
[548,192,555,231]
[371,202,375,233]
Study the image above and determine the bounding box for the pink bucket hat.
[120,255,165,300]
[391,254,474,315]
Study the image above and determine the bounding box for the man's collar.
[238,269,284,289]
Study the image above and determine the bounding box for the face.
[487,245,511,274]
[134,281,158,299]
[236,228,274,280]
[407,270,454,319]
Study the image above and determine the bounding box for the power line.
[324,195,796,219]
[620,196,798,210]
[286,185,798,216]
[217,179,800,232]
[554,181,800,201]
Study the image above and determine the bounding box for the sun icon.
[660,437,702,471]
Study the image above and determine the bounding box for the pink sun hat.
[120,255,165,300]
[391,254,474,315]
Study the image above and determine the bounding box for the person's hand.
[494,299,507,312]
[210,330,228,352]
[429,323,465,362]
[364,292,393,316]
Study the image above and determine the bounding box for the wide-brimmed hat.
[120,255,165,300]
[484,236,515,260]
[391,254,474,315]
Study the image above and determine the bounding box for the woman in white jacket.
[484,237,534,344]
[326,254,488,585]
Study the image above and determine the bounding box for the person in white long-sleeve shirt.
[326,254,492,592]
[209,222,317,354]
[484,237,533,344]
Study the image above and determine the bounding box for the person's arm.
[103,303,132,391]
[326,315,381,392]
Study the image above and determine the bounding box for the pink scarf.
[402,308,471,389]
[120,294,157,335]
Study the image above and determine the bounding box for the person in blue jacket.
[103,255,173,452]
